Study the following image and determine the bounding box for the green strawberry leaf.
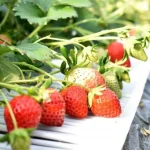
[15,2,78,24]
[0,57,22,82]
[76,8,99,33]
[16,43,52,62]
[0,0,6,5]
[0,45,12,56]
[60,46,69,59]
[0,100,6,107]
[98,52,108,74]
[70,47,78,65]
[33,0,56,12]
[47,5,78,20]
[57,0,92,7]
[20,34,40,45]
[0,133,9,142]
[15,53,44,68]
[60,46,74,68]
[14,2,48,25]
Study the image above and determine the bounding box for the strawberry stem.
[0,1,17,30]
[0,82,29,92]
[8,78,91,92]
[8,78,45,84]
[46,61,60,69]
[0,90,18,129]
[28,24,44,39]
[14,62,55,79]
[50,70,60,75]
[46,26,130,47]
[105,61,130,71]
[37,36,85,48]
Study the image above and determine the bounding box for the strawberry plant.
[0,0,150,149]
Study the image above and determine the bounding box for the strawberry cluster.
[4,68,122,133]
[2,38,148,150]
[3,41,136,132]
[62,68,121,119]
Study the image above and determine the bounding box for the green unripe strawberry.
[10,129,31,150]
[118,79,123,89]
[130,43,148,61]
[103,71,122,99]
[121,71,130,83]
[0,128,33,150]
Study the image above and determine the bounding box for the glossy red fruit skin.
[122,58,131,67]
[60,86,88,119]
[91,88,121,118]
[107,42,124,62]
[40,89,65,126]
[107,42,131,67]
[4,95,42,132]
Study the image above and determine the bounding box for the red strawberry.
[4,95,42,132]
[122,58,131,67]
[89,88,121,118]
[40,88,65,126]
[129,28,135,36]
[66,68,106,89]
[107,41,131,67]
[60,85,88,119]
[0,34,11,45]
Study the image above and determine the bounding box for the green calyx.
[98,50,130,75]
[29,79,53,103]
[98,51,109,74]
[114,50,129,66]
[103,71,122,99]
[78,46,98,62]
[88,85,106,107]
[0,128,34,150]
[60,46,100,75]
